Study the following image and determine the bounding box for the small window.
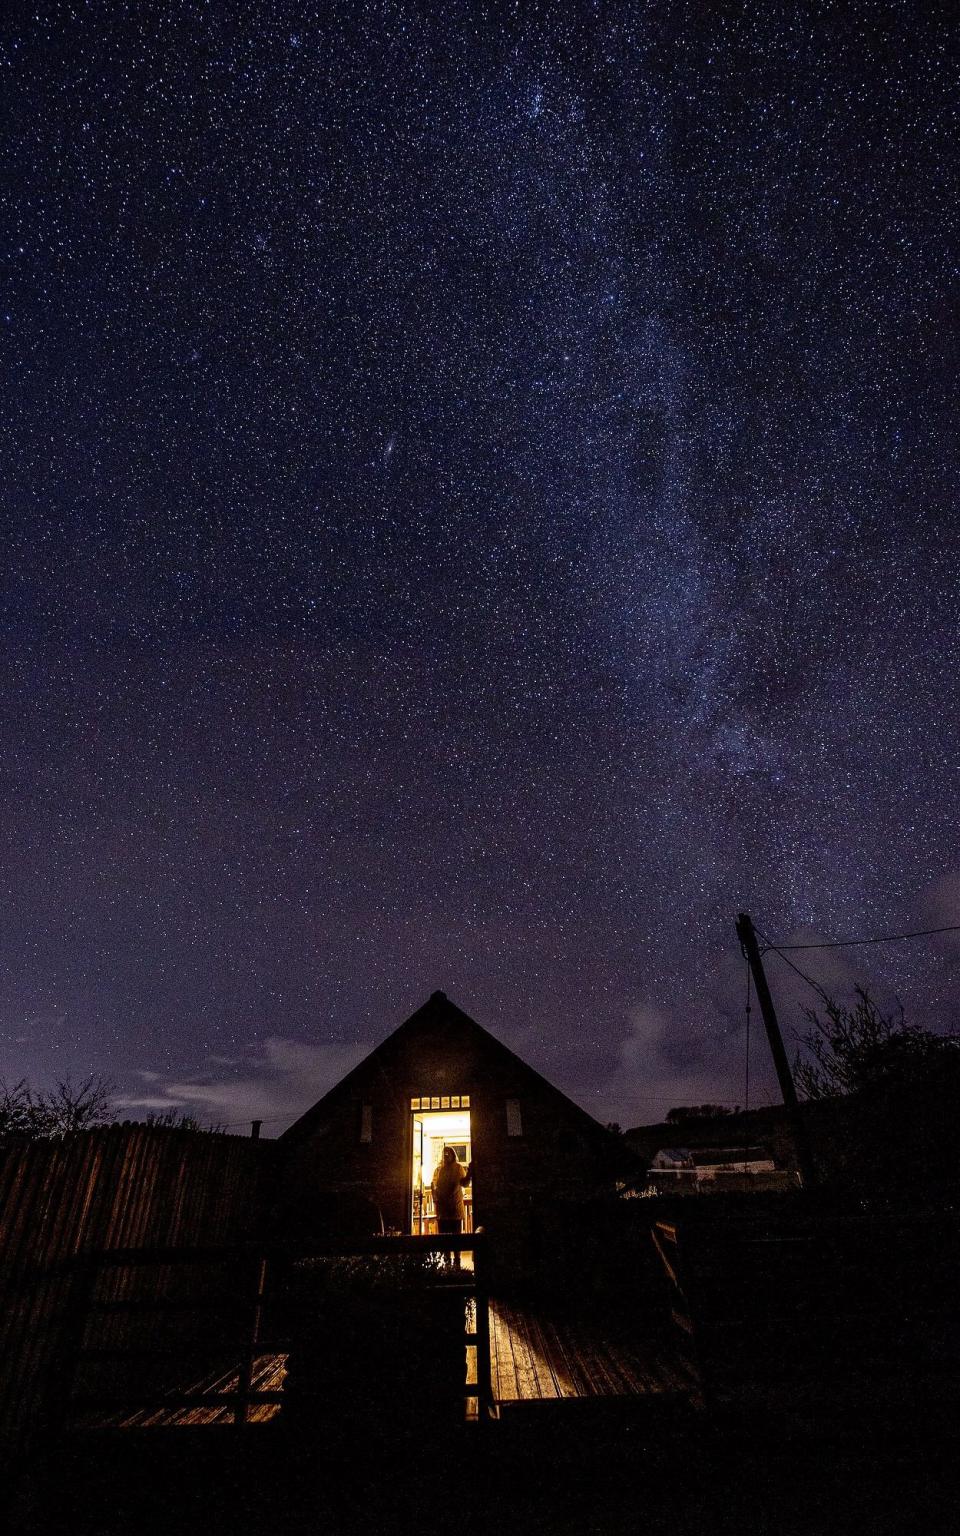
[411,1097,421,1111]
[506,1099,523,1137]
[360,1104,372,1143]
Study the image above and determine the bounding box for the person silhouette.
[431,1146,472,1266]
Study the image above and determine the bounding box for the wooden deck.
[485,1297,695,1404]
[78,1295,695,1427]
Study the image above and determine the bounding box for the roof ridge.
[278,991,615,1145]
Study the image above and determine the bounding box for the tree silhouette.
[793,988,959,1101]
[0,1074,114,1139]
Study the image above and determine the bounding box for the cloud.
[601,1002,738,1128]
[115,1036,368,1133]
[602,929,882,1130]
[114,1095,187,1111]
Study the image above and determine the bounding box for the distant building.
[647,1144,790,1194]
[624,1098,856,1190]
[274,991,630,1268]
[651,1146,777,1174]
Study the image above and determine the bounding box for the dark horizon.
[3,2,958,1132]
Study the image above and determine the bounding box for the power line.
[757,930,835,1009]
[770,921,960,952]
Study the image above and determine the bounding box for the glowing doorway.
[410,1099,472,1236]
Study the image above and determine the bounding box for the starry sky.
[3,1,959,1133]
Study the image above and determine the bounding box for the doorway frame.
[407,1095,472,1236]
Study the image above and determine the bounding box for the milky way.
[3,3,958,1129]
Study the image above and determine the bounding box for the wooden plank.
[529,1342,560,1398]
[535,1313,593,1398]
[548,1317,605,1397]
[591,1334,634,1396]
[491,1302,513,1400]
[584,1317,635,1395]
[506,1303,560,1399]
[490,1303,518,1400]
[523,1309,572,1397]
[613,1339,666,1394]
[86,1297,250,1314]
[76,1345,248,1361]
[70,1390,286,1411]
[487,1302,501,1402]
[500,1301,541,1400]
[565,1317,631,1397]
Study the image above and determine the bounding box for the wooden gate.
[62,1234,494,1429]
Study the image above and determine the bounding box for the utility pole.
[735,912,818,1188]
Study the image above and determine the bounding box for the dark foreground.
[8,1399,959,1536]
[8,1200,959,1534]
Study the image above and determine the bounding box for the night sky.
[3,2,959,1133]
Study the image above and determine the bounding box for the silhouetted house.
[275,991,628,1271]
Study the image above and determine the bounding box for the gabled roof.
[279,990,620,1150]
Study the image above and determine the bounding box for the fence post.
[235,1254,268,1425]
[472,1229,494,1421]
[651,1221,707,1412]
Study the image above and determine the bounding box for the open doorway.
[410,1097,472,1237]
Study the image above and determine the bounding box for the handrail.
[62,1232,495,1427]
[77,1234,486,1265]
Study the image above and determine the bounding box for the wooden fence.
[63,1234,494,1430]
[652,1211,960,1426]
[0,1123,265,1469]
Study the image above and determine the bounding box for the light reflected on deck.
[79,1294,695,1428]
[487,1298,697,1402]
